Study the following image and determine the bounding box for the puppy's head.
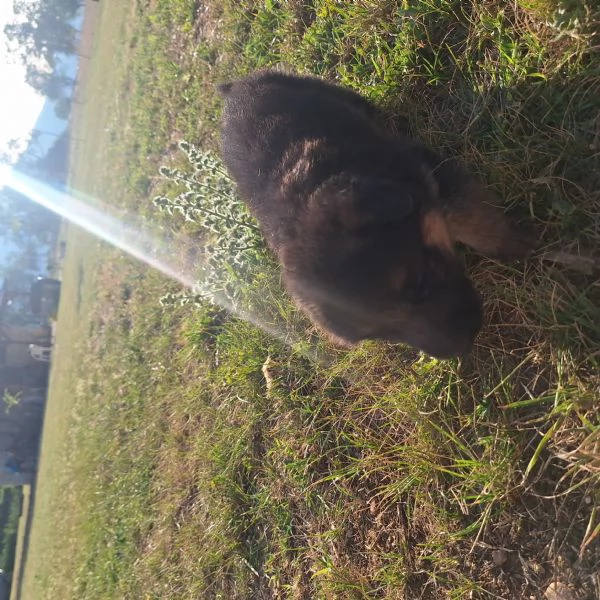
[281,174,483,359]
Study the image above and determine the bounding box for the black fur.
[218,71,523,358]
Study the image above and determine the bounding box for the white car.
[29,344,52,363]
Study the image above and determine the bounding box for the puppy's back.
[219,70,378,127]
[219,71,380,173]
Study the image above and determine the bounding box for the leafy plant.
[154,141,278,311]
[2,391,21,415]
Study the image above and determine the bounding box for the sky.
[0,1,46,159]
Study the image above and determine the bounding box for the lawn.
[21,0,599,599]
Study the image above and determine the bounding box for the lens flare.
[0,166,321,358]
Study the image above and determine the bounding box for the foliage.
[0,185,60,246]
[0,184,60,297]
[0,487,23,575]
[26,66,74,101]
[53,97,72,120]
[2,391,22,415]
[5,0,81,68]
[154,142,278,311]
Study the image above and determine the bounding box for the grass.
[0,487,22,575]
[20,0,600,598]
[9,485,30,600]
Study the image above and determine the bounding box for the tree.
[0,139,23,166]
[33,130,70,181]
[25,65,74,100]
[53,97,72,120]
[4,0,80,69]
[0,186,60,246]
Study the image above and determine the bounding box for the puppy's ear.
[353,178,414,224]
[218,82,233,96]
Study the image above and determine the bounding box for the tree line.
[1,0,75,284]
[4,0,84,114]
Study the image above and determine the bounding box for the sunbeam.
[0,165,316,356]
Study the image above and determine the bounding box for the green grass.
[0,487,22,575]
[20,0,600,598]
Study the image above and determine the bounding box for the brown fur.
[445,180,533,260]
[421,211,454,254]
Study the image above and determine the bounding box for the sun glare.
[0,166,310,354]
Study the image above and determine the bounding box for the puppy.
[218,71,532,358]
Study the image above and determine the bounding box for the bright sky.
[0,1,45,159]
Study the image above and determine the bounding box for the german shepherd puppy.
[218,71,532,358]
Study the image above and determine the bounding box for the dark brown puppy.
[218,71,531,358]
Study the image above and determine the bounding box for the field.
[21,0,599,599]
